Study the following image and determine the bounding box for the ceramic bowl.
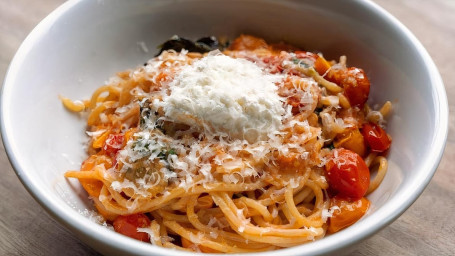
[1,0,448,255]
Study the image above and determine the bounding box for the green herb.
[132,139,150,152]
[157,151,166,159]
[139,100,152,128]
[158,148,177,160]
[157,148,176,173]
[292,58,310,68]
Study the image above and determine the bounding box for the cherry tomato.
[334,128,366,157]
[113,214,151,242]
[229,35,268,51]
[343,67,370,106]
[327,67,370,106]
[362,123,391,152]
[326,67,344,84]
[325,149,370,200]
[328,196,370,233]
[103,133,124,156]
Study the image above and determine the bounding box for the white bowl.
[1,0,448,255]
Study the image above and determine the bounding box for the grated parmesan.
[162,53,285,143]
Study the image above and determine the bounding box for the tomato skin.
[334,128,366,157]
[113,214,151,242]
[229,35,268,51]
[325,149,370,200]
[362,123,391,152]
[103,134,124,156]
[343,67,370,106]
[328,196,370,233]
[326,68,344,85]
[327,67,370,106]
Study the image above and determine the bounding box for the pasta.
[63,35,392,252]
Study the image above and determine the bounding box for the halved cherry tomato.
[113,214,151,242]
[328,196,370,233]
[362,123,391,152]
[103,133,124,156]
[343,67,370,106]
[325,149,370,200]
[334,128,366,157]
[327,67,370,106]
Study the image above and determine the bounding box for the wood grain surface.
[1,0,454,255]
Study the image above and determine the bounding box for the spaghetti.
[63,35,392,252]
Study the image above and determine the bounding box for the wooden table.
[1,0,453,255]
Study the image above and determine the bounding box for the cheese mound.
[163,54,285,142]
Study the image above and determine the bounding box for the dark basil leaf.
[156,35,221,56]
[196,36,219,49]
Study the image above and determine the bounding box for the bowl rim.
[0,0,448,255]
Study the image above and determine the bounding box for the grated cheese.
[102,49,330,203]
[162,53,285,143]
